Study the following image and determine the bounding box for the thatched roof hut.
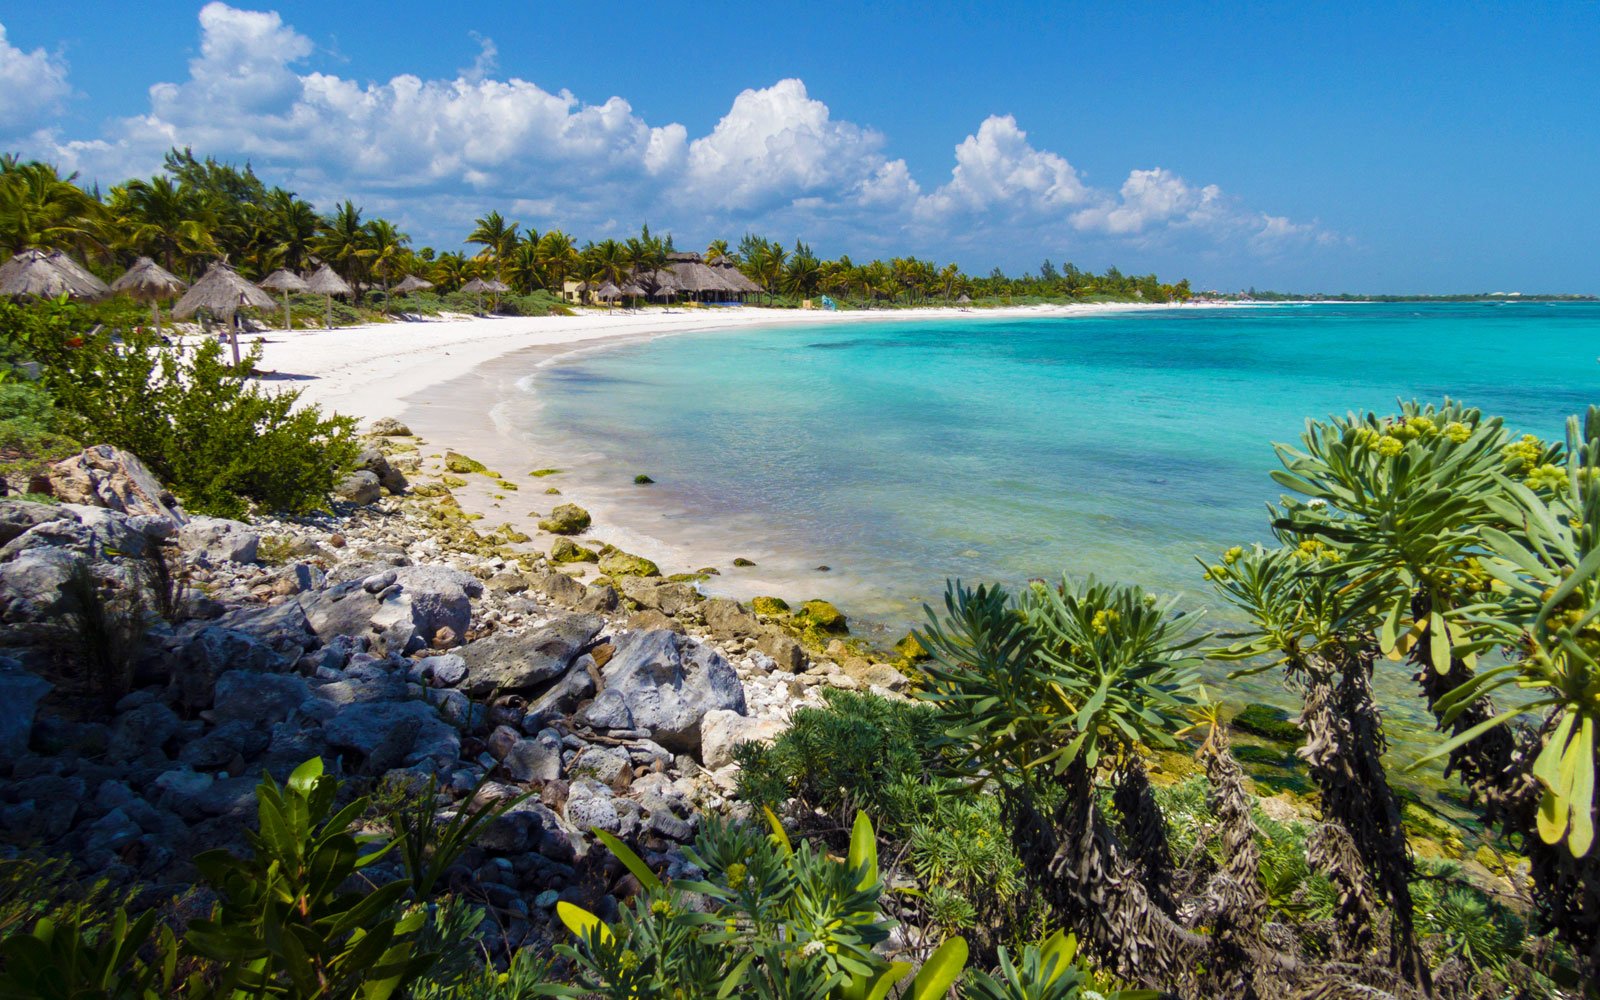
[259,269,309,330]
[304,266,352,297]
[594,281,622,302]
[111,257,186,300]
[172,263,274,363]
[259,269,309,294]
[460,277,508,314]
[171,263,274,318]
[393,274,434,295]
[956,293,972,305]
[714,263,763,295]
[0,249,110,300]
[111,257,187,333]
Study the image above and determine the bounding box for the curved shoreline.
[251,301,1239,636]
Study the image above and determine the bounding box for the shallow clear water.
[516,302,1599,634]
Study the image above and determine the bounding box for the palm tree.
[704,238,731,266]
[111,176,216,275]
[313,201,372,294]
[586,239,629,291]
[466,210,518,280]
[364,217,410,312]
[253,188,319,273]
[430,251,470,293]
[0,158,108,258]
[535,230,578,295]
[782,243,821,299]
[625,226,669,303]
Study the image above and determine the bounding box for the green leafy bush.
[2,298,358,517]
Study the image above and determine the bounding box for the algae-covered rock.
[495,524,531,544]
[499,480,518,491]
[544,487,562,495]
[598,546,660,578]
[1232,703,1301,743]
[538,503,591,535]
[798,599,848,634]
[894,632,928,662]
[440,475,468,488]
[551,538,598,563]
[750,596,790,617]
[530,469,562,477]
[634,474,654,484]
[732,557,756,567]
[444,451,488,475]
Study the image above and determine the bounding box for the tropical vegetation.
[0,149,1192,315]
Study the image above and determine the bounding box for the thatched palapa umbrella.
[172,262,275,364]
[392,274,434,296]
[594,281,622,304]
[110,257,187,335]
[461,277,509,315]
[259,269,310,331]
[956,293,972,307]
[0,248,110,300]
[304,265,353,329]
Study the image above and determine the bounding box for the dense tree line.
[0,149,1193,307]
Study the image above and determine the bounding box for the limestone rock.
[538,503,591,535]
[598,547,659,578]
[0,500,72,546]
[533,571,587,608]
[177,516,260,564]
[323,700,459,770]
[368,417,412,436]
[0,659,50,757]
[756,633,807,673]
[45,445,185,525]
[702,598,761,638]
[335,470,382,506]
[700,709,788,769]
[458,614,604,696]
[599,630,747,752]
[550,538,598,563]
[618,576,698,615]
[503,729,564,782]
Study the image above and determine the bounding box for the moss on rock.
[440,475,468,488]
[750,596,791,617]
[894,632,929,662]
[798,599,848,634]
[597,546,661,578]
[550,538,598,563]
[538,503,591,535]
[1232,703,1301,743]
[530,468,562,477]
[444,451,488,475]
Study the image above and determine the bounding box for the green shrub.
[733,689,944,826]
[2,298,359,517]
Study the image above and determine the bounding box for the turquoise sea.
[505,301,1600,770]
[517,301,1597,623]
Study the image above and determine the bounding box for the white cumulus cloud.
[14,3,1335,270]
[0,22,72,133]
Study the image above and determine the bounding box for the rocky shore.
[0,426,917,957]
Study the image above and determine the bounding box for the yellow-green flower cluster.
[1389,415,1439,440]
[1091,608,1120,635]
[1443,421,1472,443]
[1503,434,1546,471]
[1292,538,1342,563]
[1525,463,1568,492]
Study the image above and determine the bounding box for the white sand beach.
[250,301,1196,418]
[247,301,1215,621]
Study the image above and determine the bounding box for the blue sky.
[1,2,1596,293]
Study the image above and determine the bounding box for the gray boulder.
[700,708,788,769]
[598,630,747,752]
[323,700,460,770]
[757,634,807,673]
[458,615,604,697]
[0,659,50,757]
[618,577,700,616]
[573,687,633,731]
[391,565,482,645]
[299,583,391,651]
[0,547,83,620]
[503,729,564,782]
[45,445,185,525]
[177,516,259,564]
[357,449,408,495]
[702,598,761,638]
[335,471,382,506]
[368,417,412,437]
[173,628,289,711]
[107,701,181,760]
[212,670,311,726]
[0,499,72,546]
[532,571,586,609]
[62,505,149,558]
